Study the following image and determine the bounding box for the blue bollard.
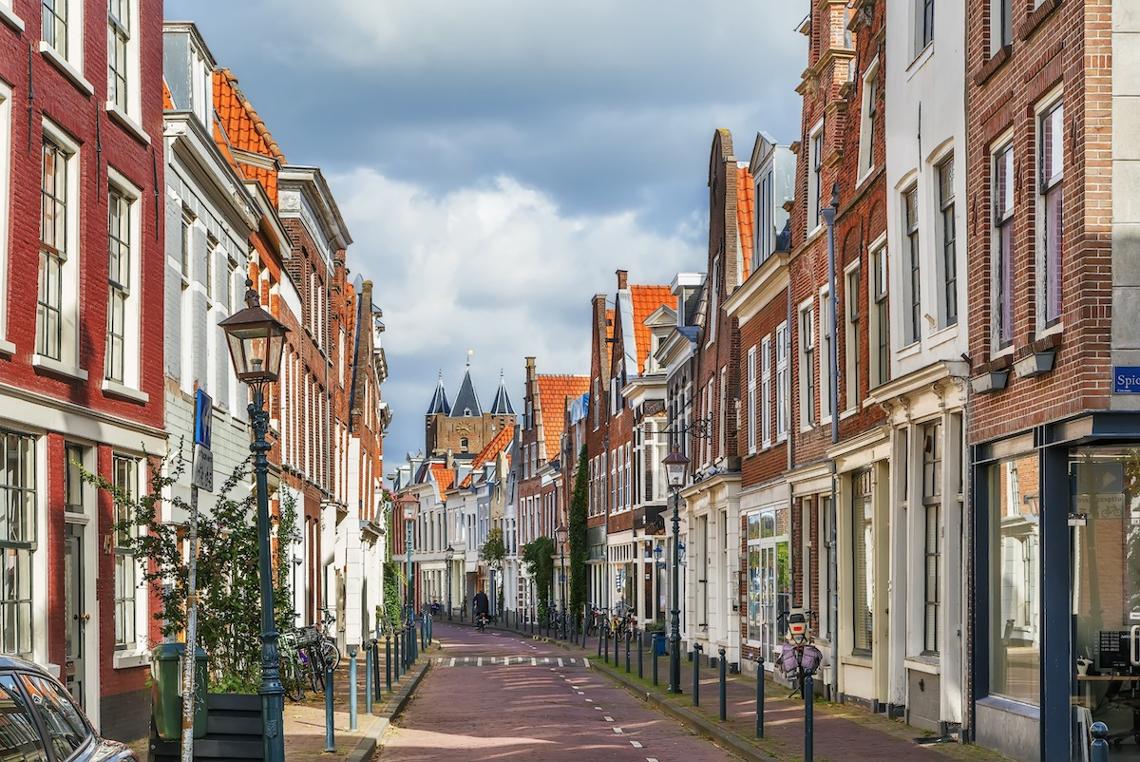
[386,636,392,692]
[652,634,659,686]
[365,643,374,714]
[756,657,765,738]
[692,644,703,706]
[324,665,335,752]
[1091,722,1109,762]
[625,631,632,673]
[804,674,814,762]
[349,646,359,731]
[718,647,727,721]
[638,632,644,679]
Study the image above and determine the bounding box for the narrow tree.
[568,445,588,627]
[521,536,555,622]
[481,527,507,614]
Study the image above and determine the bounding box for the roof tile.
[629,285,674,374]
[535,375,590,461]
[458,425,514,488]
[737,166,755,280]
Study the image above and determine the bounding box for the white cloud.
[330,168,701,468]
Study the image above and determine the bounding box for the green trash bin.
[151,643,208,741]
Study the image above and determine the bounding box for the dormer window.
[464,408,471,416]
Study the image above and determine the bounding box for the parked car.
[0,655,136,761]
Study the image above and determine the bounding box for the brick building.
[962,0,1128,757]
[0,0,165,740]
[585,296,614,609]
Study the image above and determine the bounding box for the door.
[63,523,86,708]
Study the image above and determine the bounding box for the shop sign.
[1114,366,1140,393]
[1075,493,1125,519]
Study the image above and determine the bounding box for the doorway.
[747,507,790,663]
[63,522,86,708]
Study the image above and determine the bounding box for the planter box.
[1014,350,1056,379]
[971,370,1010,394]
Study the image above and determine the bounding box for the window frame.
[935,154,958,328]
[38,122,81,371]
[858,58,880,181]
[1037,95,1064,331]
[104,169,141,389]
[819,285,833,424]
[0,431,37,661]
[845,263,861,411]
[851,469,874,654]
[992,140,1015,351]
[746,345,757,455]
[106,0,132,114]
[775,322,789,441]
[799,301,816,429]
[761,336,773,449]
[112,454,141,652]
[807,121,824,235]
[921,420,942,655]
[871,242,889,387]
[903,184,922,345]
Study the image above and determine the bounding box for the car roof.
[0,655,51,674]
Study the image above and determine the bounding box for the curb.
[344,657,433,762]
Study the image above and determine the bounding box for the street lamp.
[397,494,419,627]
[662,449,689,694]
[219,279,289,762]
[555,525,568,639]
[445,545,455,621]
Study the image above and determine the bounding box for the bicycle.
[315,608,342,670]
[278,631,307,702]
[777,609,822,699]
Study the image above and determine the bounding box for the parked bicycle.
[278,630,307,702]
[777,609,822,698]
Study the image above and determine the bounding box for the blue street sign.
[194,389,213,449]
[1115,367,1140,394]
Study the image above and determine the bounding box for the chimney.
[525,356,536,384]
[616,269,628,290]
[592,294,610,381]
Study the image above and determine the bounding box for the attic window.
[464,408,472,416]
[461,437,469,451]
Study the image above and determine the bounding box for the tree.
[481,527,507,614]
[568,445,588,627]
[87,449,298,693]
[522,536,555,621]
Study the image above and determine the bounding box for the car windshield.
[0,674,48,761]
[19,674,89,760]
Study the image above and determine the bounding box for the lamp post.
[555,525,568,639]
[663,450,689,694]
[219,280,289,762]
[397,495,419,627]
[445,545,454,620]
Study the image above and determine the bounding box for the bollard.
[804,674,814,762]
[718,647,727,721]
[625,631,632,674]
[1091,722,1109,762]
[638,631,644,679]
[349,646,359,731]
[756,657,765,738]
[386,636,392,693]
[365,642,374,714]
[324,664,335,752]
[652,634,659,686]
[394,631,402,679]
[692,644,703,707]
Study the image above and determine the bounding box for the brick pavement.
[467,621,1011,762]
[378,622,739,761]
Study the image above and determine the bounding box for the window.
[113,455,139,650]
[746,346,757,454]
[993,144,1015,349]
[820,288,833,422]
[64,444,84,514]
[808,123,824,232]
[922,421,942,654]
[106,188,130,383]
[852,469,873,653]
[42,0,68,57]
[800,304,816,427]
[718,367,727,460]
[1039,100,1064,328]
[107,0,130,112]
[0,432,36,660]
[871,246,889,386]
[761,336,772,448]
[775,322,789,440]
[756,169,774,267]
[0,674,48,759]
[916,0,934,53]
[991,0,1012,53]
[988,453,1040,705]
[937,156,958,327]
[21,674,89,758]
[845,267,860,409]
[708,261,719,344]
[858,60,879,177]
[903,186,921,344]
[38,139,69,362]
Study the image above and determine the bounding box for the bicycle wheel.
[281,655,305,702]
[320,638,341,670]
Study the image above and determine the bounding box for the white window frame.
[111,453,148,666]
[106,0,141,125]
[103,167,143,397]
[807,120,825,236]
[844,261,861,412]
[799,300,816,430]
[992,135,1015,352]
[1036,89,1064,334]
[990,0,1012,54]
[40,0,86,77]
[746,346,757,454]
[761,336,773,449]
[819,286,833,424]
[0,82,12,354]
[858,58,880,182]
[933,151,958,329]
[36,120,84,380]
[914,0,935,56]
[902,184,922,346]
[707,261,719,346]
[870,239,890,387]
[775,322,789,441]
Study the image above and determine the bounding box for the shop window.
[852,469,874,653]
[0,432,36,659]
[922,421,942,655]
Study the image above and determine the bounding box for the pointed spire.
[426,371,451,415]
[489,370,516,415]
[450,366,483,418]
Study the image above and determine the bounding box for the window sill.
[102,379,150,404]
[38,42,94,96]
[1018,0,1060,41]
[907,43,934,79]
[106,103,151,145]
[904,655,941,675]
[844,652,873,669]
[926,322,959,350]
[0,338,13,356]
[804,225,826,246]
[1035,321,1064,341]
[973,45,1012,87]
[976,694,1039,720]
[113,649,150,670]
[0,4,24,33]
[32,354,88,382]
[840,407,858,421]
[855,165,876,189]
[897,341,923,361]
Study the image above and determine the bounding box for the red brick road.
[377,622,739,761]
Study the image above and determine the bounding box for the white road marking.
[531,657,537,666]
[604,716,614,722]
[647,757,659,761]
[477,657,483,667]
[613,727,624,734]
[595,706,602,710]
[558,658,564,667]
[584,658,591,668]
[449,658,456,667]
[630,741,643,749]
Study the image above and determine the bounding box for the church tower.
[424,363,516,457]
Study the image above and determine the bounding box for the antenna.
[466,348,475,368]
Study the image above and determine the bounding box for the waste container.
[652,633,667,656]
[151,643,208,741]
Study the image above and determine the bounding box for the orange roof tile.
[737,165,755,280]
[459,425,514,488]
[430,463,455,494]
[213,69,284,203]
[605,308,615,341]
[162,82,174,110]
[536,375,590,461]
[630,285,674,374]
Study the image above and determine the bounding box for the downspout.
[822,183,840,702]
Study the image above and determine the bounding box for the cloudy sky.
[169,0,809,472]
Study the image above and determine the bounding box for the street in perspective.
[0,0,1131,760]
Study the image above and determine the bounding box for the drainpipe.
[820,183,840,703]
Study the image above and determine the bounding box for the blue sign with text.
[1115,367,1140,394]
[194,389,213,448]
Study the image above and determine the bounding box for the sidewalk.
[472,620,1009,762]
[283,637,433,761]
